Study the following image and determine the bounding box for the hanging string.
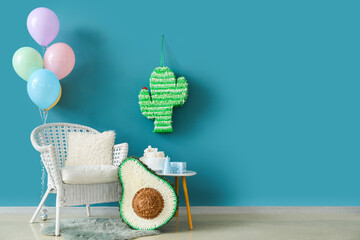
[38,106,48,220]
[38,108,44,123]
[43,110,48,124]
[38,108,48,125]
[39,155,48,220]
[38,45,47,126]
[40,158,45,199]
[160,34,164,67]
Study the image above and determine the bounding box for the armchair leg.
[86,204,91,217]
[29,188,51,223]
[55,197,61,236]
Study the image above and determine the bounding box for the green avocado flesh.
[119,158,178,230]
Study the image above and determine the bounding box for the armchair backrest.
[31,123,99,167]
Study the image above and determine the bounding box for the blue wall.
[1,0,360,206]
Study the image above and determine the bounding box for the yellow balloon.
[45,86,62,111]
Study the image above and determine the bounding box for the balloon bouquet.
[12,7,75,123]
[12,7,75,221]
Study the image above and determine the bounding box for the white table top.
[156,170,197,177]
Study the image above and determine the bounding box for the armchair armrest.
[113,143,129,167]
[33,144,63,189]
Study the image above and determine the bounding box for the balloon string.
[40,137,47,218]
[39,108,48,125]
[39,108,44,123]
[40,158,45,199]
[38,107,46,215]
[42,46,46,69]
[43,110,48,124]
[160,34,164,67]
[44,110,48,124]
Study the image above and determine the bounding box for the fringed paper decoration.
[139,67,188,133]
[138,35,188,133]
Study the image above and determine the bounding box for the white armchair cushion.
[61,165,119,184]
[65,131,115,166]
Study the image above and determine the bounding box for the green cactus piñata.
[139,67,188,133]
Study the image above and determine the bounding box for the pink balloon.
[27,7,59,47]
[44,43,75,80]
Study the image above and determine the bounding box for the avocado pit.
[132,187,164,219]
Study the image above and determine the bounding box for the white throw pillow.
[65,131,115,166]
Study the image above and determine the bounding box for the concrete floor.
[0,213,360,240]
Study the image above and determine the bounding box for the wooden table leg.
[182,176,193,230]
[175,177,179,217]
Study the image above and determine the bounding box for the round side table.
[157,170,197,230]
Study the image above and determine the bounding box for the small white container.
[140,157,167,171]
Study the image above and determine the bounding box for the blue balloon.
[27,69,60,110]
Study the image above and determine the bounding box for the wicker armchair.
[29,123,128,236]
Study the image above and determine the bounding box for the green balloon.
[12,47,43,81]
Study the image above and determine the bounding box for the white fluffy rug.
[41,218,160,240]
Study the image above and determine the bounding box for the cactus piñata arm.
[173,77,188,106]
[139,87,154,119]
[138,67,188,133]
